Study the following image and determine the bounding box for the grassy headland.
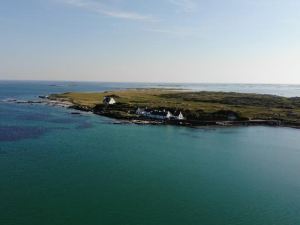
[48,89,300,127]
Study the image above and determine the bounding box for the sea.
[1,80,300,225]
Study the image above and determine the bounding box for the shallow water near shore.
[1,81,300,225]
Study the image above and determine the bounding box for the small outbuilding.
[103,96,116,105]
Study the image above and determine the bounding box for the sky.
[0,0,300,83]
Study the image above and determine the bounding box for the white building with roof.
[136,108,185,120]
[103,96,116,105]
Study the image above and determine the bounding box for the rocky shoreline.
[1,97,74,108]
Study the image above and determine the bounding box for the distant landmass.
[48,89,300,128]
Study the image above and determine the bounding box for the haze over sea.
[1,81,300,225]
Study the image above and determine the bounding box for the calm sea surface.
[1,81,300,225]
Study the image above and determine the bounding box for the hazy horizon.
[1,0,300,83]
[0,77,297,85]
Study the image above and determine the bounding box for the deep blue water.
[1,81,300,225]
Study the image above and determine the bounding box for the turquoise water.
[1,81,300,225]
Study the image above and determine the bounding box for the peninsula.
[48,89,300,128]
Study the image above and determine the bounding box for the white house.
[136,108,173,120]
[176,112,185,120]
[103,96,116,105]
[166,111,173,119]
[148,110,173,120]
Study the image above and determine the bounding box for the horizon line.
[0,79,300,86]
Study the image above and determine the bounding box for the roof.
[103,96,115,103]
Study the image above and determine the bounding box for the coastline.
[47,93,300,129]
[3,88,300,129]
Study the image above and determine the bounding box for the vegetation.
[49,89,300,126]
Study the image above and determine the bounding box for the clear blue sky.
[1,0,300,83]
